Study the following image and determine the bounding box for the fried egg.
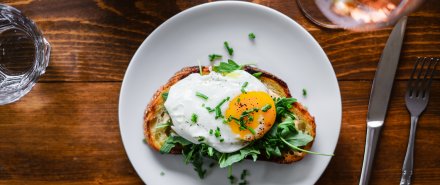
[164,70,276,153]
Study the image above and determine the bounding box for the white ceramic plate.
[119,2,341,185]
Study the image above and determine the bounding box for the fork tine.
[407,57,422,97]
[422,58,439,98]
[415,57,428,97]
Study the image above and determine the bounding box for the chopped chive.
[161,92,169,101]
[302,88,307,97]
[142,138,147,144]
[215,107,223,119]
[198,60,203,75]
[241,82,248,93]
[209,54,222,62]
[191,113,198,123]
[196,92,209,100]
[155,120,172,129]
[220,138,224,142]
[209,129,213,135]
[215,127,221,138]
[248,127,256,135]
[224,41,234,56]
[248,33,256,40]
[252,72,263,79]
[237,98,241,103]
[206,107,215,113]
[197,136,205,142]
[261,104,272,112]
[160,171,165,176]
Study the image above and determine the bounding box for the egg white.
[164,70,268,153]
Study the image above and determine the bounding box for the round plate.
[119,2,341,185]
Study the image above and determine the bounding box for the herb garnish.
[196,92,209,100]
[191,113,198,123]
[160,171,165,176]
[252,72,263,79]
[209,54,222,62]
[248,33,256,40]
[214,97,230,119]
[302,88,307,97]
[212,59,242,74]
[261,104,272,112]
[155,119,172,129]
[224,41,234,56]
[161,92,169,101]
[214,127,221,138]
[241,82,248,93]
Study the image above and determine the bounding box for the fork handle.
[400,116,419,185]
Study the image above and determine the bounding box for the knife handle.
[359,125,382,185]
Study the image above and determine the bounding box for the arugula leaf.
[280,137,333,156]
[161,92,169,101]
[274,97,297,119]
[159,136,192,154]
[283,131,313,147]
[212,60,242,74]
[224,41,234,56]
[209,54,222,62]
[219,147,260,168]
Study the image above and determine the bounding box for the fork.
[400,57,438,185]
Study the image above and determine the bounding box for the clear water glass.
[0,4,50,105]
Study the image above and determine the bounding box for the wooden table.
[1,1,439,184]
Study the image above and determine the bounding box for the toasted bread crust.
[144,66,316,163]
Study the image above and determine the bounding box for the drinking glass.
[297,0,425,31]
[0,4,50,105]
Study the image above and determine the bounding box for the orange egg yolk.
[225,91,276,141]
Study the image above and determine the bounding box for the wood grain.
[1,0,439,81]
[0,0,439,185]
[0,81,438,185]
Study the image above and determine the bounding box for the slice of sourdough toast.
[144,66,316,163]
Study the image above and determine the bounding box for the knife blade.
[359,16,407,185]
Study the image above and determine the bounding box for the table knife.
[359,16,407,185]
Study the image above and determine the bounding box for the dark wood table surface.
[1,0,439,184]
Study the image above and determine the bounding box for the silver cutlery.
[400,57,438,185]
[359,16,407,185]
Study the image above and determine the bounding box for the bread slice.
[144,66,316,163]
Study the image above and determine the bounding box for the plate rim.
[118,1,342,184]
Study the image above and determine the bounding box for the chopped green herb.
[196,92,209,100]
[161,92,169,101]
[209,54,222,62]
[252,72,263,79]
[261,104,272,112]
[191,113,198,123]
[206,107,215,113]
[220,138,225,142]
[160,171,165,176]
[238,180,248,185]
[302,88,307,97]
[209,129,213,135]
[237,98,241,103]
[155,120,172,129]
[197,136,205,142]
[241,82,248,93]
[248,33,256,40]
[212,59,242,74]
[214,97,230,119]
[198,60,203,75]
[224,41,234,56]
[228,166,236,184]
[215,127,221,138]
[248,127,256,135]
[142,138,147,144]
